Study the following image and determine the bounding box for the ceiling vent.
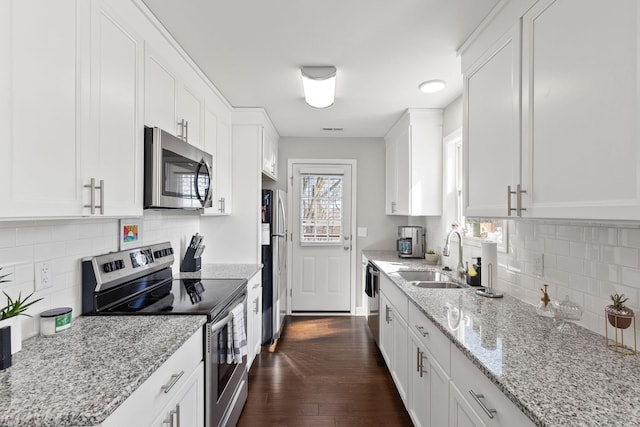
[322,127,344,132]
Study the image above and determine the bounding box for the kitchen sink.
[409,281,464,289]
[397,270,451,282]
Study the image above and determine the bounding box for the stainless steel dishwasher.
[365,261,380,343]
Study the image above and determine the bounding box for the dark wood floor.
[238,316,413,427]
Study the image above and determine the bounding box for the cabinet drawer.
[103,328,204,427]
[380,274,408,321]
[408,302,450,374]
[451,345,534,427]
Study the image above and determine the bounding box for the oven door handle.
[210,313,232,334]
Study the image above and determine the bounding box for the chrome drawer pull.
[415,325,429,337]
[161,370,185,394]
[469,390,497,419]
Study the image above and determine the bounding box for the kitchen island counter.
[0,315,206,427]
[364,250,640,427]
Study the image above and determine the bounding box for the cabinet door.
[385,139,398,214]
[216,120,232,214]
[145,50,178,135]
[409,337,430,427]
[449,382,487,427]
[394,126,411,215]
[177,84,203,147]
[174,362,204,427]
[391,308,409,403]
[0,0,85,218]
[521,0,640,220]
[246,273,262,368]
[88,0,143,216]
[379,293,393,365]
[262,125,278,180]
[464,23,521,218]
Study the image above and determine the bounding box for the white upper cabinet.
[0,0,85,218]
[520,0,640,220]
[463,0,640,221]
[144,47,204,148]
[262,124,279,180]
[85,0,144,217]
[385,109,443,216]
[145,50,178,134]
[202,105,233,215]
[177,84,203,148]
[464,23,521,218]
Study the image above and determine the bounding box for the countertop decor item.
[0,268,42,354]
[605,293,636,355]
[118,218,142,250]
[535,284,555,318]
[425,250,439,265]
[39,307,72,337]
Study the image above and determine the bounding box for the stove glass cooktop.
[102,278,246,318]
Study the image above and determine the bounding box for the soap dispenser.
[466,257,481,287]
[535,284,556,318]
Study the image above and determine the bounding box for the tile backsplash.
[458,220,640,342]
[0,211,200,340]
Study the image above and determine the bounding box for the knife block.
[180,246,201,272]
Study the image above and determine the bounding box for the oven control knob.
[115,260,124,270]
[103,263,112,273]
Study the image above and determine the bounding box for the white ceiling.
[142,0,500,138]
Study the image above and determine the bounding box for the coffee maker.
[397,226,425,258]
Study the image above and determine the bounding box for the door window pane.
[300,175,343,243]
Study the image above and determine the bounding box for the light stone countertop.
[363,250,640,427]
[0,315,206,427]
[175,263,262,280]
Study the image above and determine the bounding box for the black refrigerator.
[261,189,287,345]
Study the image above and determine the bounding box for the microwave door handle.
[194,160,213,206]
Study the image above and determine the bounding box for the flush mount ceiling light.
[301,66,336,109]
[418,79,446,93]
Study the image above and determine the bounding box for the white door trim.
[286,158,358,315]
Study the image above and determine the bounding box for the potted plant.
[0,267,42,354]
[425,250,439,265]
[606,293,635,329]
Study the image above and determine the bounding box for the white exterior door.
[290,163,353,312]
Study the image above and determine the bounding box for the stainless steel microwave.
[144,127,213,209]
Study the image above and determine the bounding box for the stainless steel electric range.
[82,241,247,427]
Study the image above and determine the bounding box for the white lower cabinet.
[378,277,534,427]
[449,345,534,427]
[379,275,410,403]
[409,333,449,427]
[100,329,204,427]
[151,361,205,427]
[247,272,262,369]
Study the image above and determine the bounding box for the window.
[300,174,343,244]
[443,130,506,251]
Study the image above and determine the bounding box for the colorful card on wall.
[119,219,142,250]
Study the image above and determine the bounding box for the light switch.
[357,227,368,237]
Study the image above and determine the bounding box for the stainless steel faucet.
[443,229,466,280]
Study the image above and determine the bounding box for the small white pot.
[0,317,22,354]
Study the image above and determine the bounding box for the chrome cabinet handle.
[419,352,427,378]
[175,404,181,427]
[508,185,527,216]
[84,178,96,214]
[184,120,189,142]
[385,305,392,323]
[253,296,259,314]
[178,119,186,140]
[516,184,527,216]
[469,390,497,419]
[98,179,104,214]
[416,347,421,372]
[415,325,429,337]
[84,178,104,215]
[219,197,226,213]
[161,370,184,394]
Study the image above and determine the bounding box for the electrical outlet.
[533,254,544,277]
[34,261,53,291]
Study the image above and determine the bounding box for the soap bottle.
[535,284,555,318]
[466,257,481,286]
